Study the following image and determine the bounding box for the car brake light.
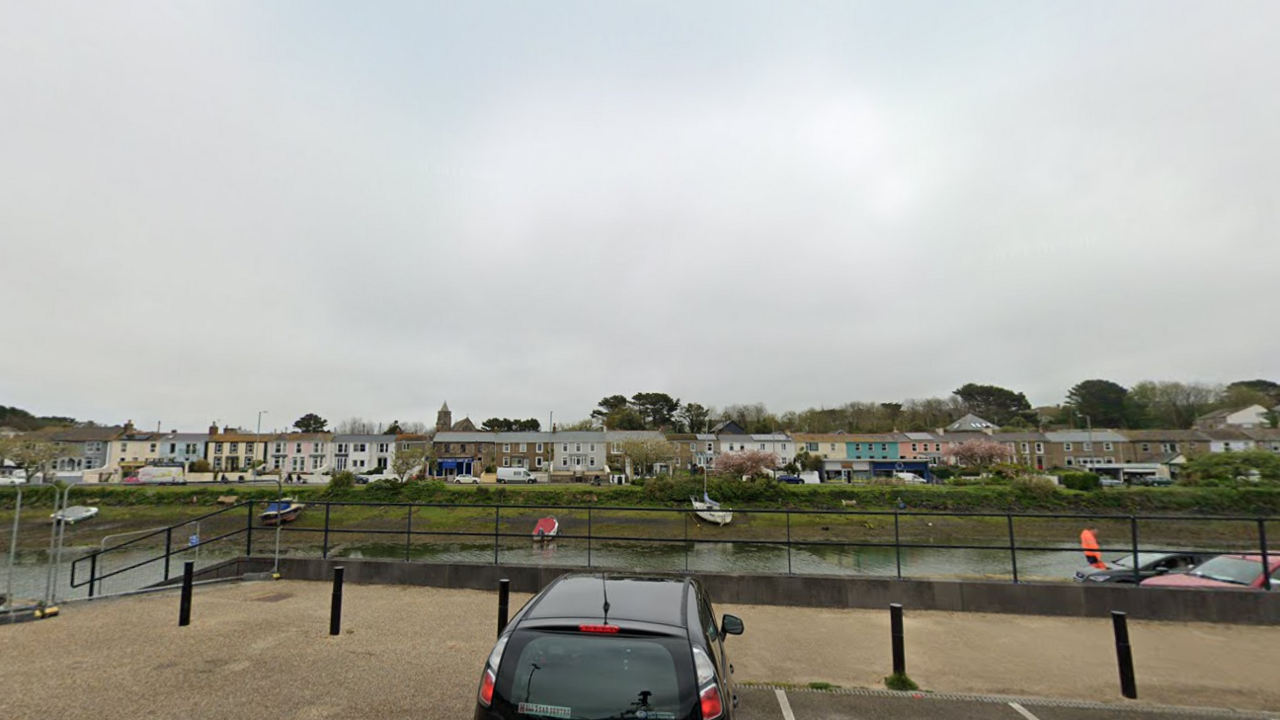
[478,668,496,707]
[699,684,723,720]
[578,624,619,633]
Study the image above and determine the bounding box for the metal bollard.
[330,566,345,636]
[178,561,194,627]
[1111,611,1137,699]
[497,578,510,638]
[890,603,905,676]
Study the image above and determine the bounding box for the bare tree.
[391,446,428,483]
[619,437,678,478]
[399,421,431,435]
[0,436,68,483]
[335,417,382,434]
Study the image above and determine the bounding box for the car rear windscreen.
[496,629,697,720]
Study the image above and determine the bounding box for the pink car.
[1141,554,1280,590]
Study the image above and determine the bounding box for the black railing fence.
[70,502,1275,595]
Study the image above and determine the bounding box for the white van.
[497,467,537,484]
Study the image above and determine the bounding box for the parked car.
[454,474,481,485]
[776,475,804,485]
[1141,554,1280,590]
[474,572,744,720]
[1074,551,1211,584]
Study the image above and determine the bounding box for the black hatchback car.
[1073,551,1212,584]
[475,573,744,720]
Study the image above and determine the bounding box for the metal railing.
[69,501,1276,593]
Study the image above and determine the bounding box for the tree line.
[563,380,1280,433]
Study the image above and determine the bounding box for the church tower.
[436,401,453,432]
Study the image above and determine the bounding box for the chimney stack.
[208,423,219,436]
[124,419,136,433]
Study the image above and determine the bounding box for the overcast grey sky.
[2,1,1277,431]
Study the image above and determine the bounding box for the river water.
[2,537,1096,610]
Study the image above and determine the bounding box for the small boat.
[691,493,733,526]
[51,506,99,524]
[260,498,305,526]
[533,516,559,541]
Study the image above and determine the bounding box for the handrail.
[66,499,1277,595]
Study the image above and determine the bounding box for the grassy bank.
[4,478,1280,515]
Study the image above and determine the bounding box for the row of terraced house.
[7,404,1279,484]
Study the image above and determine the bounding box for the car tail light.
[699,684,723,720]
[578,624,619,633]
[478,668,496,707]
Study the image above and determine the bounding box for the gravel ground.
[2,580,1278,719]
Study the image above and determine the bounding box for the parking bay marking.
[774,689,797,720]
[1008,702,1041,720]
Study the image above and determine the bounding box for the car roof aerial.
[524,573,691,628]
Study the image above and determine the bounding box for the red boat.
[532,516,558,541]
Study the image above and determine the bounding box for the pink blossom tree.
[953,438,1013,468]
[713,449,779,478]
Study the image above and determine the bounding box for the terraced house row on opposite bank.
[5,407,1278,484]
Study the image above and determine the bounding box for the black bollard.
[1111,611,1137,699]
[890,603,905,676]
[178,561,194,627]
[330,566,345,636]
[497,578,510,638]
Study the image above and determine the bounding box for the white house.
[333,434,395,473]
[716,433,794,468]
[1195,405,1274,430]
[1203,429,1256,454]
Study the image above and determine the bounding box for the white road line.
[1008,702,1041,720]
[775,689,797,720]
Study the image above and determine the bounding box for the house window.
[1105,457,1115,463]
[1141,443,1150,452]
[690,443,696,451]
[612,443,621,453]
[1035,443,1044,453]
[336,457,348,470]
[589,457,596,467]
[337,443,349,454]
[186,444,197,454]
[1019,442,1029,452]
[1064,442,1073,451]
[354,459,366,469]
[562,458,569,467]
[460,444,467,453]
[503,457,510,467]
[536,457,544,468]
[576,443,582,452]
[503,443,511,452]
[563,444,569,452]
[274,443,284,453]
[590,443,596,452]
[213,457,223,469]
[214,442,222,454]
[229,443,238,453]
[312,457,323,470]
[536,443,544,452]
[1066,457,1074,466]
[354,443,367,452]
[315,443,323,453]
[707,443,714,452]
[295,443,303,453]
[575,457,582,466]
[1103,442,1114,451]
[1083,443,1093,452]
[272,456,283,469]
[807,443,818,451]
[760,444,766,451]
[377,443,389,453]
[520,443,527,452]
[782,444,787,451]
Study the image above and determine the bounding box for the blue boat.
[260,498,305,526]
